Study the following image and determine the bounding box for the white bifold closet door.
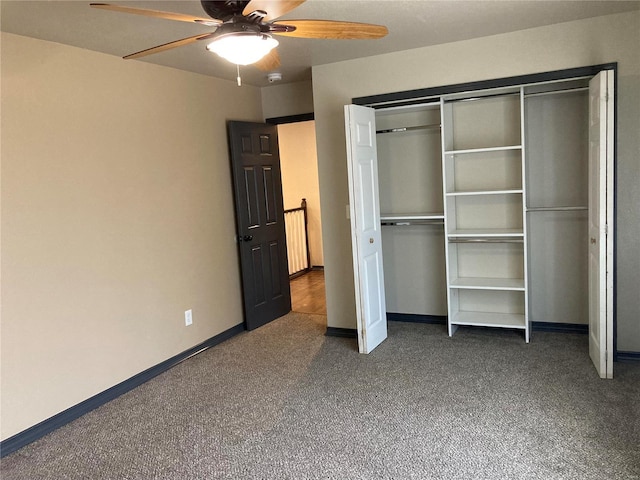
[588,70,614,379]
[344,104,388,354]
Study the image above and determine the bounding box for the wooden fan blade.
[254,48,281,71]
[243,0,306,22]
[123,33,216,60]
[272,20,388,39]
[90,3,220,26]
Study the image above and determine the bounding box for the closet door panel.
[345,104,387,354]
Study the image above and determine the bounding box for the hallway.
[290,270,326,316]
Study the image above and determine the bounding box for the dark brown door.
[228,121,291,330]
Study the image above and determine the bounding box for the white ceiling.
[2,0,638,87]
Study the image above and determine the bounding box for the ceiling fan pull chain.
[237,64,242,87]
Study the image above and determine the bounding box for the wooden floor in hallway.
[290,270,326,315]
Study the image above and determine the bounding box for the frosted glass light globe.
[207,33,279,65]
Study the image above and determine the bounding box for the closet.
[344,66,614,376]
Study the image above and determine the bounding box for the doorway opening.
[272,117,327,318]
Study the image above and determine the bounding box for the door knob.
[239,235,253,242]
[369,238,374,244]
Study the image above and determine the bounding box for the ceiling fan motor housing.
[215,22,263,37]
[200,1,296,35]
[201,1,253,22]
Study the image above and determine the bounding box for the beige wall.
[261,80,314,119]
[279,121,324,267]
[0,33,263,440]
[312,11,640,351]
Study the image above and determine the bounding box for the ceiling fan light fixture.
[206,32,278,65]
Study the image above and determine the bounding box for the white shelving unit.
[441,88,530,341]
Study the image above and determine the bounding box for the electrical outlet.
[185,309,193,326]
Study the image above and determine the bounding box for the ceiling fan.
[90,1,388,76]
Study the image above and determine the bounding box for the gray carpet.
[2,313,639,479]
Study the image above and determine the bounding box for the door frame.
[348,63,618,357]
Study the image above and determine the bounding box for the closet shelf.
[450,311,526,329]
[449,277,525,291]
[446,189,523,197]
[444,145,522,156]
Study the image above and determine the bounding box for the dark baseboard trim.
[531,321,588,334]
[289,270,309,280]
[326,320,591,336]
[325,313,446,337]
[325,327,357,338]
[616,351,640,363]
[0,323,245,458]
[387,313,447,324]
[289,266,324,280]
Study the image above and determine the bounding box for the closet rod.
[527,206,588,212]
[382,221,444,226]
[376,124,441,134]
[524,87,589,98]
[443,91,520,104]
[449,238,523,243]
